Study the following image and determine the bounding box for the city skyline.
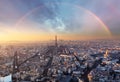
[0,0,120,41]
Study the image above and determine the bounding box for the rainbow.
[75,5,112,36]
[15,3,112,37]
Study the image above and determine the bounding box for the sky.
[0,0,120,41]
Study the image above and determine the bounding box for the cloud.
[0,0,120,39]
